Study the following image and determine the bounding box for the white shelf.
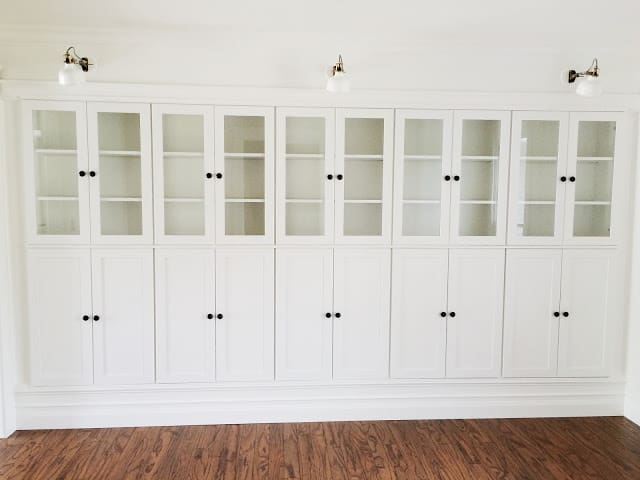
[344,199,383,204]
[35,149,77,155]
[164,198,204,203]
[224,153,265,159]
[286,199,323,204]
[37,196,78,201]
[101,197,142,202]
[403,199,440,204]
[577,156,614,162]
[404,155,442,161]
[99,150,141,157]
[163,152,204,158]
[459,200,497,205]
[522,156,558,162]
[574,201,611,206]
[461,156,499,161]
[285,154,324,159]
[344,154,384,160]
[518,200,556,205]
[225,198,265,203]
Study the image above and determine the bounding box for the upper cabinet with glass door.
[152,104,215,244]
[214,107,274,244]
[393,110,453,244]
[87,103,153,244]
[449,111,510,244]
[276,108,335,244]
[23,101,91,244]
[335,109,393,244]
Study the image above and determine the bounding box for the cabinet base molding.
[625,392,640,426]
[15,380,625,430]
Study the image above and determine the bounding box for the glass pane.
[521,205,555,237]
[403,159,441,201]
[225,157,265,200]
[225,202,265,235]
[100,155,142,198]
[164,156,204,199]
[163,114,204,153]
[573,205,611,237]
[460,160,498,201]
[344,203,382,236]
[459,204,497,237]
[286,203,323,236]
[345,118,383,156]
[461,120,500,157]
[224,116,264,154]
[402,203,440,236]
[404,119,443,156]
[575,159,612,202]
[32,110,80,236]
[286,158,323,200]
[577,121,616,158]
[164,201,204,235]
[344,159,382,201]
[97,113,140,151]
[286,117,324,154]
[100,201,142,235]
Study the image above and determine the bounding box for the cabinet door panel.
[155,249,215,383]
[28,249,93,386]
[446,249,505,377]
[503,249,562,377]
[390,249,448,378]
[333,249,391,379]
[276,249,333,380]
[92,249,155,384]
[558,249,614,377]
[216,248,274,381]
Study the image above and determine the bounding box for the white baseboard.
[16,380,625,430]
[625,393,640,426]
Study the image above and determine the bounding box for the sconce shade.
[326,70,350,92]
[58,62,86,86]
[575,75,603,97]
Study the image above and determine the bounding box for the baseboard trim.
[16,380,625,430]
[625,393,640,426]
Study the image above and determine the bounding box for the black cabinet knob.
[325,312,332,318]
[207,313,214,319]
[562,312,569,317]
[449,312,456,318]
[334,312,342,318]
[327,174,334,180]
[553,312,560,317]
[440,312,447,318]
[93,315,100,321]
[206,172,213,179]
[453,175,460,182]
[336,174,344,181]
[89,171,96,177]
[82,315,90,321]
[79,170,87,177]
[444,175,451,181]
[215,173,223,179]
[216,313,223,319]
[569,176,576,183]
[560,176,567,182]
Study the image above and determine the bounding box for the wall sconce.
[58,47,92,86]
[326,54,350,93]
[567,58,602,97]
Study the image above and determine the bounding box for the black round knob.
[207,313,214,319]
[560,176,567,182]
[335,312,342,318]
[562,312,569,317]
[327,174,334,180]
[216,313,223,319]
[89,171,96,177]
[444,175,451,181]
[93,315,100,321]
[82,315,90,321]
[440,312,447,318]
[325,312,332,318]
[553,312,560,317]
[79,170,87,177]
[449,312,456,318]
[206,173,213,179]
[336,174,344,181]
[215,173,223,179]
[453,175,460,182]
[569,176,576,183]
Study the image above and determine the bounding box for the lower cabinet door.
[503,249,562,377]
[91,249,155,384]
[155,249,215,383]
[28,249,93,386]
[390,249,448,378]
[215,248,275,381]
[558,249,615,377]
[333,249,391,380]
[275,248,333,381]
[446,249,505,378]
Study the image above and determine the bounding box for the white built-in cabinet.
[28,248,154,386]
[276,249,390,380]
[390,249,504,379]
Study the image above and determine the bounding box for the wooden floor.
[1,417,639,479]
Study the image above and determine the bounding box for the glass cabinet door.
[450,111,510,244]
[565,113,620,243]
[87,103,153,243]
[276,108,335,243]
[508,112,568,244]
[152,105,214,243]
[23,101,90,243]
[393,110,453,244]
[335,109,393,243]
[214,107,274,243]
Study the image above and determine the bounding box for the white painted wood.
[446,249,505,378]
[390,249,448,378]
[393,110,453,245]
[27,249,93,386]
[152,104,215,244]
[334,109,393,244]
[333,249,391,379]
[214,106,275,244]
[558,249,615,377]
[275,248,333,380]
[503,249,562,377]
[155,249,215,383]
[507,111,569,245]
[450,111,511,245]
[275,107,335,244]
[87,102,153,244]
[91,249,155,384]
[22,100,90,244]
[215,248,275,381]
